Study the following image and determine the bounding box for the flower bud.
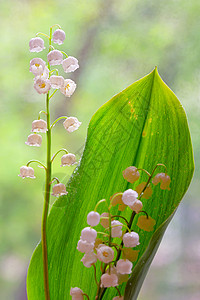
[63,117,81,133]
[128,199,143,213]
[18,166,35,179]
[61,153,76,167]
[122,189,138,206]
[97,245,114,263]
[100,273,118,288]
[25,134,42,147]
[47,50,63,65]
[52,183,68,197]
[52,29,66,45]
[70,287,84,300]
[116,259,132,274]
[100,212,109,228]
[62,56,79,73]
[29,37,45,52]
[87,211,100,226]
[122,166,140,183]
[32,119,47,133]
[30,58,46,76]
[34,78,51,94]
[111,220,123,238]
[123,232,140,248]
[60,79,76,97]
[81,252,97,268]
[152,173,171,190]
[81,227,97,243]
[77,239,94,253]
[50,75,64,89]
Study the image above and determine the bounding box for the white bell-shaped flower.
[50,75,64,89]
[32,119,47,133]
[116,259,132,274]
[18,166,35,179]
[123,232,140,248]
[122,189,138,206]
[52,29,66,45]
[81,227,97,243]
[100,212,109,228]
[29,37,45,52]
[111,220,123,238]
[97,245,114,263]
[35,66,49,80]
[25,134,42,147]
[70,287,84,300]
[47,50,63,65]
[60,79,76,97]
[77,239,94,253]
[52,183,68,197]
[34,78,51,94]
[61,153,76,167]
[62,56,79,73]
[30,58,46,76]
[63,117,81,133]
[81,252,97,268]
[129,199,143,213]
[87,211,100,226]
[100,273,118,288]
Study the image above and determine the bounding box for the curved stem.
[51,24,61,29]
[26,159,46,170]
[94,199,107,211]
[38,110,47,119]
[49,89,58,100]
[60,51,68,58]
[51,148,68,163]
[109,192,123,209]
[111,215,129,225]
[36,32,50,39]
[50,116,68,129]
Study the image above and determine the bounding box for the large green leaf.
[27,68,194,300]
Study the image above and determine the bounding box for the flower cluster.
[71,164,171,299]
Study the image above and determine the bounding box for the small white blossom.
[52,29,66,45]
[81,252,97,268]
[47,50,63,65]
[100,212,110,228]
[63,117,81,133]
[52,183,68,197]
[87,211,100,226]
[50,75,64,89]
[61,153,76,167]
[100,273,118,288]
[32,119,47,133]
[111,220,123,238]
[123,232,140,248]
[62,56,79,73]
[77,239,94,253]
[35,66,49,80]
[122,189,138,206]
[81,227,97,243]
[97,245,114,263]
[25,134,42,147]
[60,79,76,97]
[116,259,132,274]
[18,166,35,179]
[129,199,143,213]
[30,58,46,76]
[29,37,45,52]
[34,78,51,94]
[70,287,84,300]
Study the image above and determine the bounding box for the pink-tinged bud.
[116,259,133,274]
[81,227,97,243]
[18,166,35,179]
[25,134,42,147]
[81,252,97,268]
[111,220,123,238]
[63,117,81,133]
[152,173,171,190]
[122,166,140,183]
[122,189,138,206]
[129,199,143,213]
[50,75,64,89]
[61,153,76,167]
[70,287,84,300]
[123,232,140,248]
[87,211,100,226]
[60,79,76,97]
[52,29,66,45]
[34,78,51,94]
[29,58,46,76]
[47,50,63,65]
[52,183,68,197]
[29,37,45,52]
[77,239,94,253]
[97,245,114,263]
[100,273,118,288]
[31,119,47,133]
[62,56,79,73]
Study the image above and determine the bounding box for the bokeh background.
[0,0,199,299]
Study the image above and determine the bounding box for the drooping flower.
[97,245,114,263]
[152,173,171,190]
[116,259,133,274]
[52,183,68,197]
[62,56,79,73]
[70,287,84,300]
[31,119,47,133]
[50,75,64,89]
[81,227,97,243]
[122,189,138,206]
[61,153,76,167]
[63,117,81,133]
[37,66,49,80]
[77,239,94,253]
[81,252,97,268]
[100,273,118,288]
[122,166,140,183]
[123,232,140,248]
[29,58,46,76]
[87,211,100,226]
[18,166,35,179]
[29,37,45,52]
[34,78,51,94]
[111,220,123,238]
[47,50,63,65]
[128,199,143,213]
[60,79,76,97]
[100,212,110,228]
[25,134,42,147]
[52,29,66,45]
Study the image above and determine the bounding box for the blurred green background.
[0,0,199,299]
